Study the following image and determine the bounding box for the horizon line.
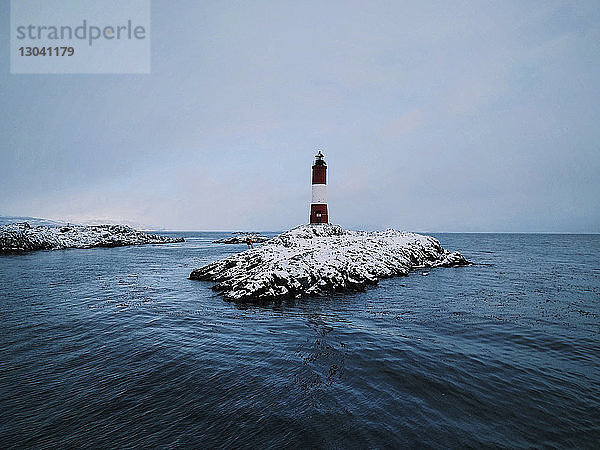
[1,215,598,234]
[154,229,600,235]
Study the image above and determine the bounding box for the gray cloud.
[1,0,599,231]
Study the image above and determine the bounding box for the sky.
[1,0,599,232]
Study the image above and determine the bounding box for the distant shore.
[0,222,183,253]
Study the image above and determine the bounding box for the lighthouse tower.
[310,150,329,224]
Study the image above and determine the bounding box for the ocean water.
[1,232,598,448]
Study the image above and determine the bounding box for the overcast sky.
[1,0,599,231]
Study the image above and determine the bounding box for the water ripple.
[1,233,599,447]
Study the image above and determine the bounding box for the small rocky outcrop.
[213,233,270,244]
[0,222,184,253]
[190,224,469,302]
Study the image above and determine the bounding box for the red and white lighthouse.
[310,150,329,224]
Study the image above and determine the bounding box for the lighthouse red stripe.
[310,204,329,224]
[312,165,326,184]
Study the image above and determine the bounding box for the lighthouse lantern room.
[310,150,329,224]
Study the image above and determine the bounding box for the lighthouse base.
[310,204,329,224]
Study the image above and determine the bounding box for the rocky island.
[190,224,469,302]
[213,232,270,244]
[0,222,184,253]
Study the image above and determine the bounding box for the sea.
[1,232,598,448]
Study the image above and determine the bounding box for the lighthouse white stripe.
[311,184,327,204]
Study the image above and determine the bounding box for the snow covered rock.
[190,224,469,302]
[213,233,270,244]
[0,222,184,253]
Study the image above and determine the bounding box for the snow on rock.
[213,233,270,244]
[0,222,184,253]
[190,223,469,302]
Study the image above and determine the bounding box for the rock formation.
[0,222,184,253]
[213,233,270,244]
[190,224,469,302]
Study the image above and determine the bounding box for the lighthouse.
[310,150,329,224]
